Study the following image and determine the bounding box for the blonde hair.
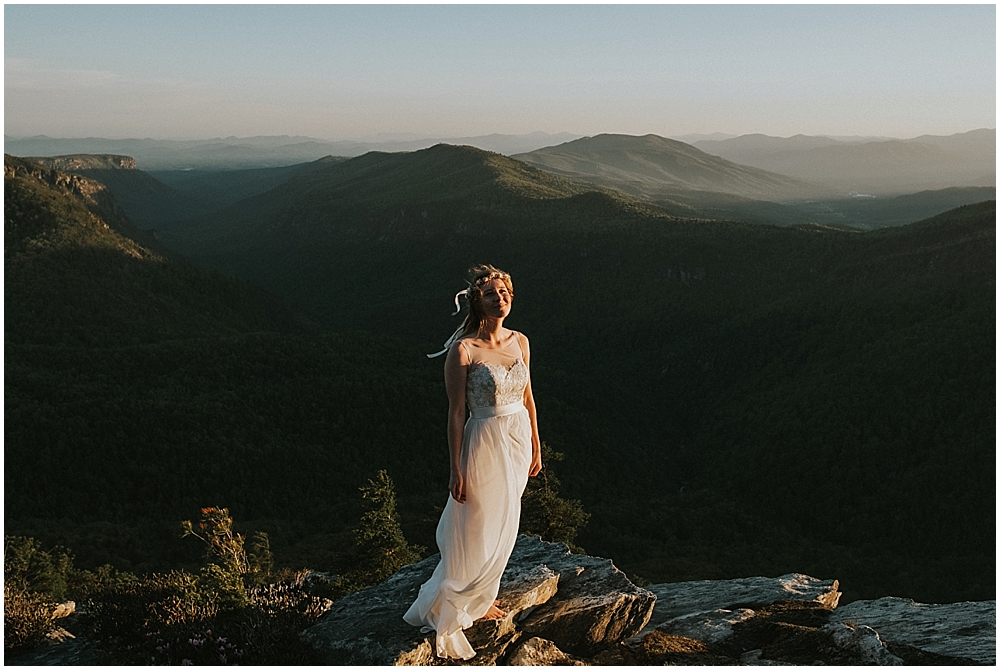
[427,264,514,358]
[459,264,514,339]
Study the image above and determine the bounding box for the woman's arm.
[444,339,470,503]
[518,332,543,477]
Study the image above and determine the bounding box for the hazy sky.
[4,4,996,140]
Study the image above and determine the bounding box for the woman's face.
[480,278,512,319]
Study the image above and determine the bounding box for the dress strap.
[510,331,524,362]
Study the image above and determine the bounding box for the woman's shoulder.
[447,338,472,362]
[509,329,530,348]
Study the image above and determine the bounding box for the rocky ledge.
[10,537,994,665]
[300,536,996,665]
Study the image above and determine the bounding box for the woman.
[403,264,543,660]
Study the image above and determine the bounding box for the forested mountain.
[19,152,347,228]
[5,149,994,606]
[512,133,828,202]
[4,132,583,170]
[4,154,443,572]
[694,128,996,195]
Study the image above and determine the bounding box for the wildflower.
[219,654,227,663]
[181,660,194,666]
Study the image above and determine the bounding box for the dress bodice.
[461,335,529,409]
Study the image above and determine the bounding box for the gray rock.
[5,637,106,666]
[512,536,656,656]
[299,558,440,665]
[828,597,996,665]
[638,573,841,635]
[739,648,797,666]
[655,607,756,645]
[820,623,903,665]
[507,637,585,666]
[300,535,654,664]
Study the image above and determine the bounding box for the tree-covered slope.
[4,155,311,344]
[3,156,444,573]
[6,147,994,605]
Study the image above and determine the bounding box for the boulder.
[655,607,756,645]
[507,637,585,666]
[638,573,841,636]
[511,536,656,656]
[300,535,655,665]
[828,596,996,665]
[819,623,903,665]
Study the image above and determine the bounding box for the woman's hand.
[529,449,543,477]
[449,470,467,504]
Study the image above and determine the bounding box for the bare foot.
[481,600,507,620]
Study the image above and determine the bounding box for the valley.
[4,130,995,608]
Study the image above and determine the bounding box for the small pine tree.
[349,470,424,587]
[520,443,590,553]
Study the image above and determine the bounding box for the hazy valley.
[4,128,995,624]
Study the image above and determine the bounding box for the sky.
[4,4,996,141]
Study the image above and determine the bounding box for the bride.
[403,264,543,660]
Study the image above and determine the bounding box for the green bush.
[181,507,273,608]
[3,582,56,652]
[4,536,74,601]
[520,443,590,553]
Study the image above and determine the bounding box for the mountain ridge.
[694,128,995,194]
[512,133,831,202]
[4,132,585,170]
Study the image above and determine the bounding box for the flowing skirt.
[403,402,532,660]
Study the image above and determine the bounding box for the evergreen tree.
[349,470,424,586]
[520,443,590,553]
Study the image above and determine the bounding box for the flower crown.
[471,270,510,288]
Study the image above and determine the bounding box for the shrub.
[83,569,330,665]
[520,443,591,552]
[4,536,74,601]
[3,582,55,652]
[181,507,273,608]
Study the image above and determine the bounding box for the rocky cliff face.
[5,156,124,214]
[300,536,996,665]
[25,154,137,171]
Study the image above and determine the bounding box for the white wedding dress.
[403,335,532,660]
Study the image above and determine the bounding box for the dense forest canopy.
[4,149,995,606]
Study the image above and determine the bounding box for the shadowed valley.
[5,140,994,621]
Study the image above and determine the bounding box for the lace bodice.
[461,335,529,409]
[466,359,529,409]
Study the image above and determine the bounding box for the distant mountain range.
[694,129,995,195]
[3,132,584,170]
[17,131,995,234]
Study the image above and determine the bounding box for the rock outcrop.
[621,574,994,666]
[299,535,655,665]
[637,572,841,635]
[829,596,996,665]
[11,537,995,666]
[26,154,138,171]
[300,542,995,666]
